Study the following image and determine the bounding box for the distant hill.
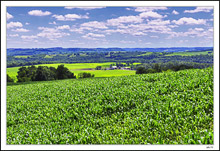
[7,47,213,56]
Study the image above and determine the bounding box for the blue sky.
[6,6,213,48]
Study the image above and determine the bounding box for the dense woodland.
[7,49,213,68]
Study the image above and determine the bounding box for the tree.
[78,72,95,78]
[153,63,162,72]
[56,65,75,79]
[146,68,157,73]
[7,74,14,82]
[95,66,102,70]
[49,67,57,80]
[16,65,76,82]
[35,66,50,81]
[27,65,37,81]
[136,66,147,74]
[17,67,30,82]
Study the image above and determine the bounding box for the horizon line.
[7,46,214,49]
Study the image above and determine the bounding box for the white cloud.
[195,28,204,31]
[28,10,52,16]
[167,27,213,39]
[21,35,38,40]
[134,7,167,12]
[104,20,172,37]
[178,40,188,43]
[37,27,70,40]
[38,27,57,32]
[49,21,56,25]
[105,29,128,35]
[107,15,143,26]
[81,21,108,29]
[82,33,105,40]
[147,19,170,25]
[64,7,105,10]
[7,12,13,20]
[69,40,78,42]
[132,32,147,36]
[7,22,23,29]
[12,28,29,32]
[120,40,135,44]
[25,22,30,25]
[139,11,164,19]
[172,10,179,15]
[172,17,206,25]
[184,7,213,13]
[208,28,213,32]
[56,25,70,30]
[52,14,88,21]
[84,33,105,38]
[69,27,86,34]
[150,35,159,38]
[169,25,179,28]
[105,27,147,36]
[8,34,19,37]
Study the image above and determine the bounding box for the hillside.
[7,68,213,144]
[7,47,213,56]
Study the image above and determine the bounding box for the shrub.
[136,66,147,74]
[78,72,95,78]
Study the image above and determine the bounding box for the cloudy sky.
[6,6,213,48]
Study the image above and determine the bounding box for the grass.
[165,51,213,56]
[44,55,56,58]
[137,52,153,56]
[14,55,31,58]
[79,53,88,56]
[7,62,136,81]
[69,54,76,57]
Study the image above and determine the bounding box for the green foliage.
[165,51,213,56]
[56,65,75,80]
[136,63,197,75]
[7,50,213,68]
[7,63,136,82]
[95,66,102,70]
[78,72,95,78]
[17,67,32,82]
[136,66,146,74]
[7,74,14,83]
[35,66,56,81]
[16,65,75,82]
[136,63,161,74]
[7,68,213,144]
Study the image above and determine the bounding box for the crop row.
[7,67,213,144]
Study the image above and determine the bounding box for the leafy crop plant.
[7,67,213,144]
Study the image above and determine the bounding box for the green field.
[7,68,213,144]
[14,55,31,58]
[44,55,57,58]
[165,51,213,56]
[137,52,153,56]
[7,62,137,81]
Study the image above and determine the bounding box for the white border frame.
[1,1,219,150]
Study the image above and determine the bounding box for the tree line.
[7,65,96,83]
[7,51,213,68]
[135,62,210,74]
[15,65,75,82]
